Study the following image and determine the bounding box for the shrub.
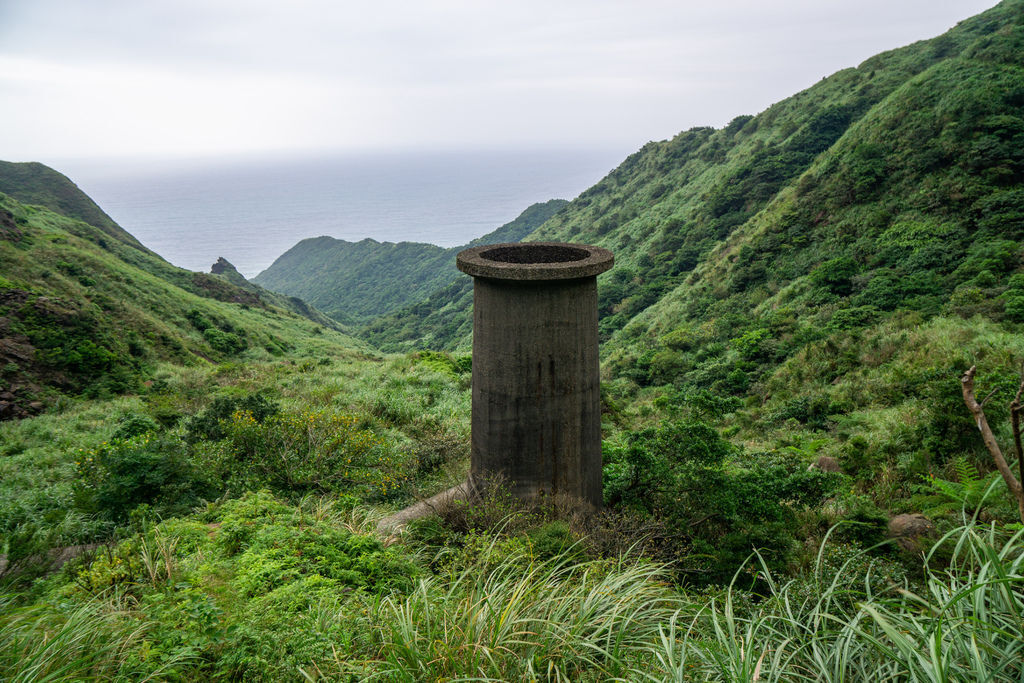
[231,524,414,598]
[811,256,859,295]
[216,576,368,681]
[201,408,408,499]
[74,434,211,523]
[525,520,582,561]
[1005,295,1024,322]
[730,328,772,361]
[184,393,279,443]
[203,328,246,355]
[766,395,841,430]
[827,305,880,330]
[832,496,891,549]
[112,413,161,440]
[414,350,470,379]
[185,309,212,331]
[412,431,465,474]
[212,491,417,594]
[603,421,842,586]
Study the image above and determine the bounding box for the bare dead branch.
[1011,373,1024,505]
[980,387,1000,408]
[961,365,1024,523]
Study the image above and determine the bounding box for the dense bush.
[73,433,212,523]
[811,256,860,295]
[203,327,247,355]
[603,420,843,585]
[413,350,471,379]
[197,407,410,500]
[4,292,140,395]
[184,392,279,443]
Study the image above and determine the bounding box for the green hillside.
[0,189,362,417]
[362,0,1024,361]
[252,199,567,324]
[3,3,1024,680]
[0,161,145,250]
[206,256,344,333]
[360,0,1024,508]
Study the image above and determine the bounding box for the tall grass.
[366,543,680,681]
[3,517,1019,681]
[0,594,192,682]
[351,523,1023,681]
[649,523,1024,682]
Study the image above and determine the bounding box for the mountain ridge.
[0,178,362,416]
[0,160,145,250]
[252,199,568,324]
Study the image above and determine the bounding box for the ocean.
[60,149,626,278]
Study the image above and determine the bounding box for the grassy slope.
[0,190,367,412]
[0,161,344,332]
[207,256,344,333]
[588,3,1024,469]
[357,201,569,351]
[0,161,144,249]
[587,4,1023,500]
[253,199,567,326]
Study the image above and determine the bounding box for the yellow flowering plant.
[205,408,412,500]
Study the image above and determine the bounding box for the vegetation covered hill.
[577,0,1024,486]
[252,199,566,325]
[0,161,145,250]
[3,2,1024,680]
[356,0,1024,361]
[0,187,355,418]
[356,0,1024,506]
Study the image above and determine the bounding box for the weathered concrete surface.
[0,543,100,578]
[457,242,613,508]
[376,481,473,533]
[457,242,613,281]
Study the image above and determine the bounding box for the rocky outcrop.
[192,272,262,306]
[888,513,936,552]
[0,207,22,241]
[809,456,842,473]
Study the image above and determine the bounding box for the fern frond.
[953,457,980,488]
[928,475,967,504]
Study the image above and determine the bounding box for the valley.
[2,1,1024,679]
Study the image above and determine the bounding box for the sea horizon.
[54,147,629,278]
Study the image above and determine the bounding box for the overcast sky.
[0,0,1001,162]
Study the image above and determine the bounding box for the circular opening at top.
[456,241,614,281]
[480,244,589,264]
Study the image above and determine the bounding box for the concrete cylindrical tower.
[456,242,614,508]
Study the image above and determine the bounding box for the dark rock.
[0,208,21,242]
[210,257,234,275]
[888,513,936,552]
[0,289,32,307]
[192,272,261,306]
[0,543,101,578]
[809,455,842,473]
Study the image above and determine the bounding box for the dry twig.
[961,365,1024,523]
